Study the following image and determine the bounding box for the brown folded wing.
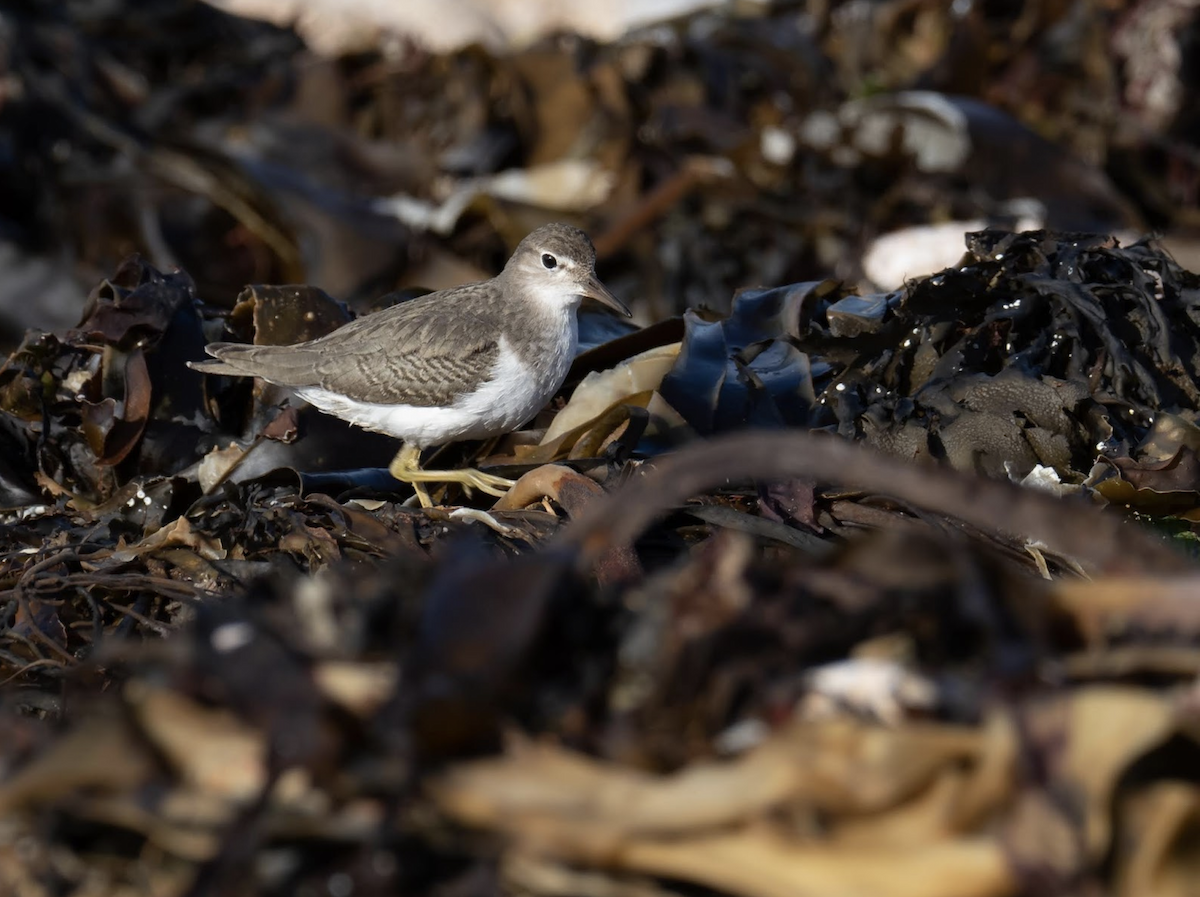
[191,288,502,408]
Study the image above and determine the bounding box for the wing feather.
[191,287,504,408]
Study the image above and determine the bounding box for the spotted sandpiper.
[189,224,629,507]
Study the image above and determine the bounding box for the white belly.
[293,330,576,448]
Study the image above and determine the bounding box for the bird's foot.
[388,445,516,507]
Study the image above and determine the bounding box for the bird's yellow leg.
[387,443,516,506]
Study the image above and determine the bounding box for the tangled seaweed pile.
[7,0,1200,894]
[1,230,1200,897]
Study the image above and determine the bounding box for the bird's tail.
[186,343,260,377]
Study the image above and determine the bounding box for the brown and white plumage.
[190,223,629,458]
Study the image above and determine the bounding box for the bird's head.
[505,223,630,317]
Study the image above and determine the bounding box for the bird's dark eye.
[541,253,557,269]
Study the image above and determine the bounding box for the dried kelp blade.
[561,429,1189,576]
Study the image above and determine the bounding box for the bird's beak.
[580,273,632,317]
